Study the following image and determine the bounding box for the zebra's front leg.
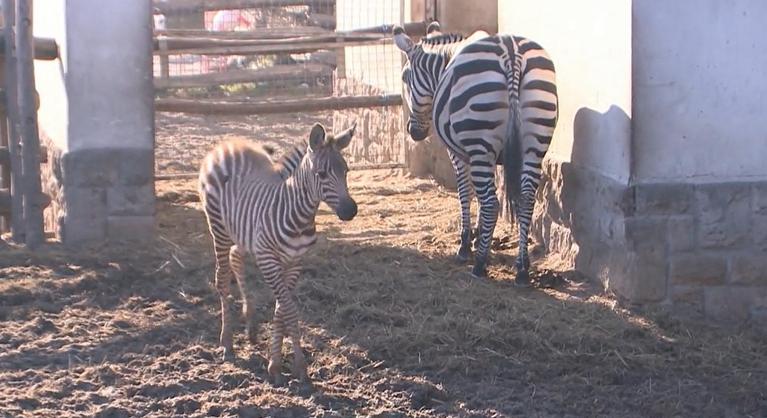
[281,265,308,382]
[268,301,287,385]
[470,176,500,280]
[514,192,535,287]
[256,255,288,384]
[451,154,474,263]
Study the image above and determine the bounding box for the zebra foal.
[394,22,558,285]
[199,122,357,384]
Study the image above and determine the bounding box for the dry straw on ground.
[0,113,764,417]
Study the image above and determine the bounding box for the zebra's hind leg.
[256,256,287,385]
[470,172,500,279]
[451,153,474,263]
[230,246,260,344]
[514,192,535,287]
[213,240,235,360]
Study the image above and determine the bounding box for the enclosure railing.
[0,0,55,247]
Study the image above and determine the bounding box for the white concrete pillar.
[35,0,154,244]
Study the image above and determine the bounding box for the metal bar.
[0,33,57,60]
[156,94,402,115]
[0,60,8,232]
[16,0,45,248]
[0,145,46,164]
[3,0,23,242]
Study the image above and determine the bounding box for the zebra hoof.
[514,270,532,288]
[456,247,471,263]
[470,264,487,280]
[268,361,285,386]
[221,346,236,362]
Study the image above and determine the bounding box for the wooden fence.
[0,0,56,248]
[153,0,427,115]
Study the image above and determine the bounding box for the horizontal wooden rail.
[154,27,330,39]
[153,33,383,51]
[155,38,391,56]
[154,63,332,89]
[156,94,402,115]
[0,34,57,60]
[154,0,333,14]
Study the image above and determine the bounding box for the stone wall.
[536,157,767,323]
[40,132,155,244]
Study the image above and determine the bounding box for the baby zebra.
[198,122,358,384]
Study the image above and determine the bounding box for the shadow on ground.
[0,180,765,417]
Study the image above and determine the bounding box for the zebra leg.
[514,190,536,287]
[268,300,287,385]
[230,246,260,344]
[451,154,474,262]
[282,265,308,382]
[470,166,500,279]
[213,241,235,360]
[255,255,287,385]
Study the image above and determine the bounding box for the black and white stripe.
[198,122,357,384]
[394,23,558,285]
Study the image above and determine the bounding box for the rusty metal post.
[2,0,24,241]
[15,0,44,248]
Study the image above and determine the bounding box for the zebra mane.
[420,33,466,47]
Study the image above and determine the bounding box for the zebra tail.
[502,98,521,226]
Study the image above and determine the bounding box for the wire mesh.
[152,0,407,168]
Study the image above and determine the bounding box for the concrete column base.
[41,133,154,245]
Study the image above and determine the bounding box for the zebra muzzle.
[407,120,429,141]
[335,198,358,221]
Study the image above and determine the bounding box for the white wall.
[499,0,633,184]
[633,0,767,183]
[35,0,154,152]
[34,0,68,151]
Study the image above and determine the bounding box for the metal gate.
[152,0,431,178]
[0,0,53,247]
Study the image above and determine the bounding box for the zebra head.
[393,22,448,142]
[307,122,358,221]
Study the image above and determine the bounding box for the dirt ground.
[1,112,765,417]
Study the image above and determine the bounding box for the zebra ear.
[308,123,326,152]
[333,121,357,150]
[392,25,414,54]
[426,21,442,37]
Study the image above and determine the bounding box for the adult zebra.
[394,23,558,285]
[199,122,358,384]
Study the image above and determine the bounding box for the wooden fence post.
[2,0,24,242]
[15,0,43,248]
